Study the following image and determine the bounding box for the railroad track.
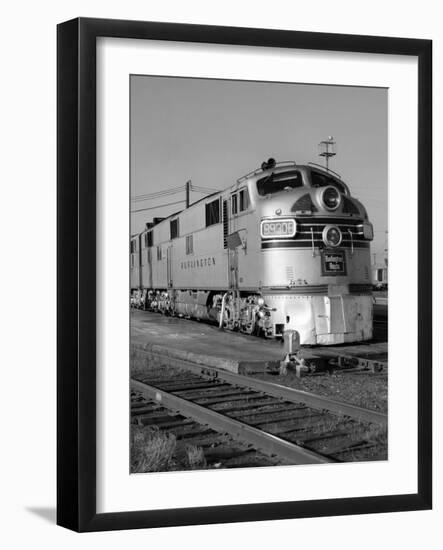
[131,389,283,469]
[304,341,388,374]
[131,357,387,469]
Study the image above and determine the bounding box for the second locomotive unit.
[131,158,374,345]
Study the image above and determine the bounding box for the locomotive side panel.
[171,224,228,290]
[139,231,153,290]
[233,211,263,291]
[222,183,265,291]
[130,235,140,291]
[158,221,175,288]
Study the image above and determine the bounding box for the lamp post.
[318,136,336,171]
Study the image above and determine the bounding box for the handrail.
[310,227,315,257]
[237,160,297,183]
[348,229,354,255]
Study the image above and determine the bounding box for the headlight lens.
[261,219,296,238]
[321,186,341,210]
[322,225,342,247]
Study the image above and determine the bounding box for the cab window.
[310,170,346,194]
[231,193,238,215]
[239,189,249,211]
[256,170,303,196]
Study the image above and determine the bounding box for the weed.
[131,424,177,473]
[185,445,207,469]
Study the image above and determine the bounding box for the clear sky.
[131,75,388,261]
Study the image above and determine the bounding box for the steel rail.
[131,378,332,465]
[133,348,388,427]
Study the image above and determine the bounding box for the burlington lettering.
[180,257,216,270]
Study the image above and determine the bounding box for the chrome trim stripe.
[261,241,370,249]
[298,222,364,228]
[297,228,364,233]
[262,238,367,243]
[263,286,329,295]
[294,217,364,224]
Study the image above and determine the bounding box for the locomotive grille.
[261,217,369,249]
[291,193,318,213]
[222,199,229,249]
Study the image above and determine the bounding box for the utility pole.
[185,180,191,208]
[318,136,337,171]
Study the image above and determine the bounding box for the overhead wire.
[131,182,219,214]
[131,185,185,202]
[131,199,185,213]
[190,184,220,194]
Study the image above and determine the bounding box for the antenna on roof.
[318,136,336,172]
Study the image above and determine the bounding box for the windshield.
[256,170,303,196]
[310,170,347,194]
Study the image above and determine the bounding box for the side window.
[231,193,238,215]
[130,240,136,253]
[157,246,162,261]
[205,198,221,227]
[239,188,249,211]
[186,235,193,255]
[170,218,179,240]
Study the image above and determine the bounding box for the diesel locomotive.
[130,158,374,345]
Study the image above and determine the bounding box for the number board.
[321,249,347,276]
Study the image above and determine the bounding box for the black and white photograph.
[1,0,437,543]
[129,75,388,473]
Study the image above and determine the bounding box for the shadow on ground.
[26,507,56,524]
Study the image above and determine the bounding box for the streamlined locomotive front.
[252,161,373,344]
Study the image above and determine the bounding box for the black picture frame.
[57,17,432,532]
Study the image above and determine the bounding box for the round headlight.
[322,225,342,247]
[321,186,341,210]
